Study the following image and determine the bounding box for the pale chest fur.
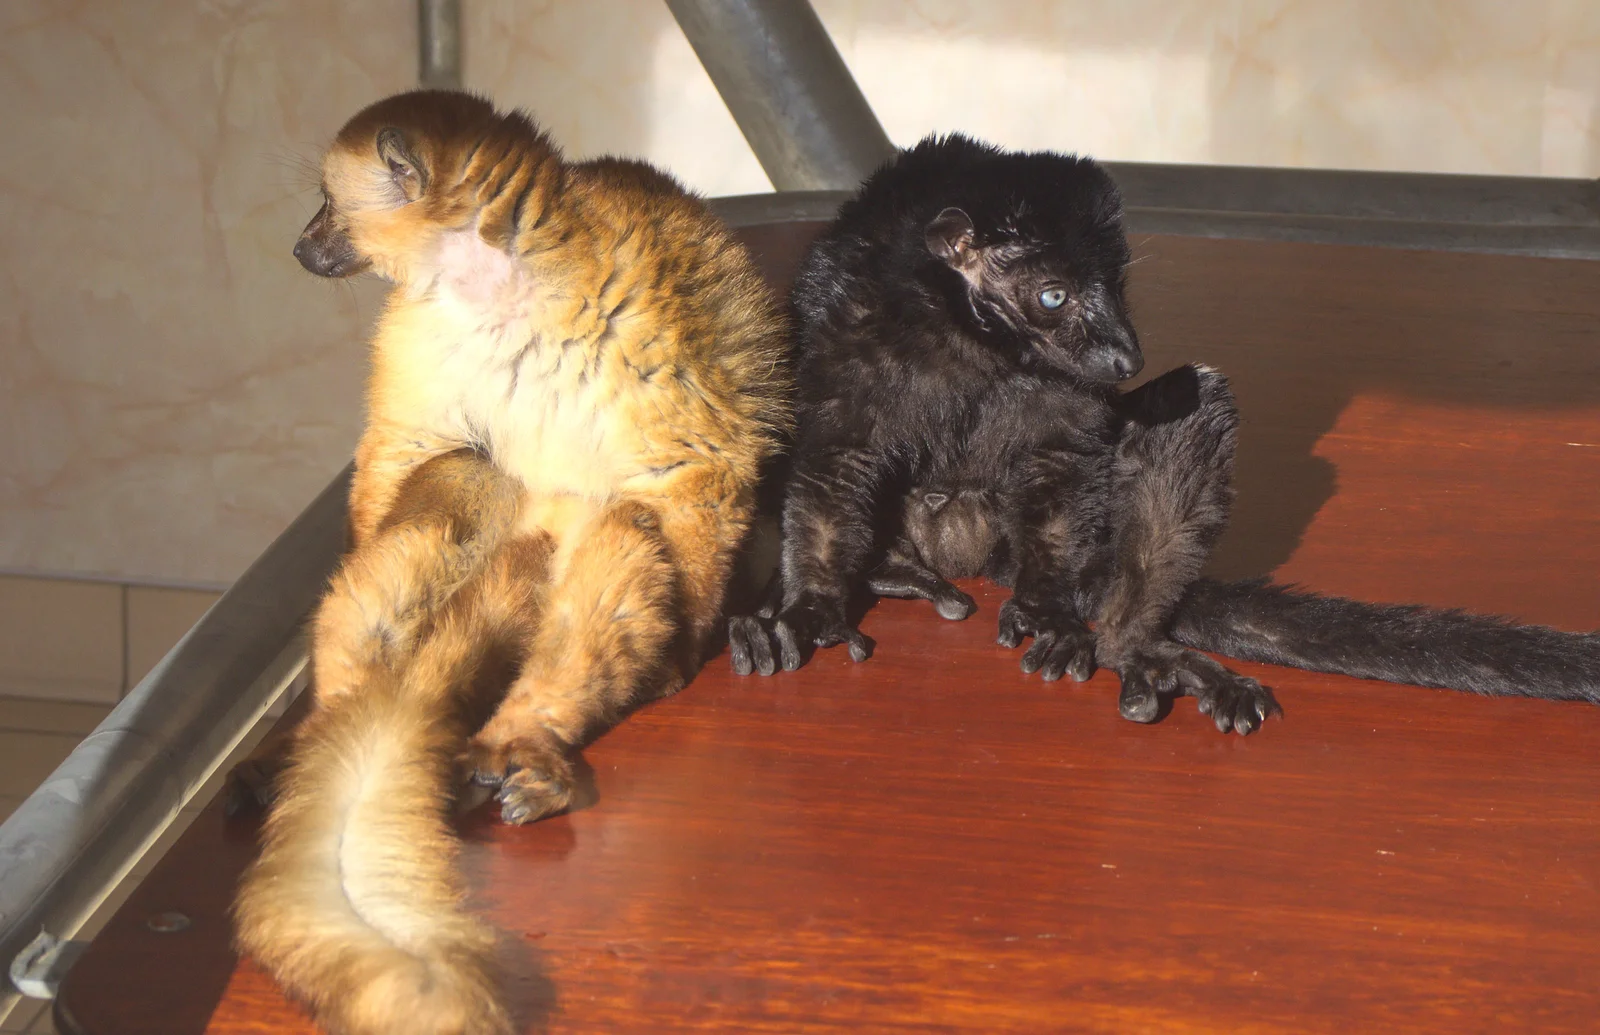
[371,232,668,499]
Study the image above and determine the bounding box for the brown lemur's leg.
[311,446,522,707]
[467,468,754,824]
[1094,364,1280,735]
[347,422,469,547]
[227,448,522,812]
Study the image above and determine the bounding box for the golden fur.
[233,91,789,1035]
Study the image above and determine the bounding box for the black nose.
[1080,345,1144,383]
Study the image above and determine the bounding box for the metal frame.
[0,471,345,1010]
[418,0,463,89]
[666,0,894,190]
[5,0,1599,1011]
[716,180,1600,260]
[671,0,1600,258]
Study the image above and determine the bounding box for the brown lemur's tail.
[234,543,545,1035]
[1169,577,1600,703]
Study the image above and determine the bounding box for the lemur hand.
[729,592,872,674]
[997,595,1097,683]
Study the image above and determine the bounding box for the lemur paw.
[463,728,575,825]
[997,597,1097,682]
[1189,670,1280,736]
[932,585,978,621]
[223,730,296,816]
[728,614,778,676]
[223,755,287,816]
[774,596,873,671]
[1115,657,1180,724]
[1116,647,1281,735]
[728,595,871,674]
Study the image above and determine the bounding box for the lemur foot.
[1116,645,1280,735]
[223,730,295,816]
[463,726,575,825]
[997,597,1097,682]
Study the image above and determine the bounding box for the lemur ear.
[376,127,427,201]
[925,207,975,266]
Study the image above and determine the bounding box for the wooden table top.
[57,228,1600,1034]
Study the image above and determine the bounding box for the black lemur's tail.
[1169,578,1600,703]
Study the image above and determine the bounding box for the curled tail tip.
[234,905,510,1035]
[233,674,512,1035]
[333,959,513,1035]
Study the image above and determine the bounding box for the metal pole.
[0,466,348,1001]
[419,0,463,89]
[666,0,895,191]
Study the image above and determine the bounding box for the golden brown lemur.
[232,90,790,1035]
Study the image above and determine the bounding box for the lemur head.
[903,485,997,580]
[294,90,553,283]
[920,144,1143,384]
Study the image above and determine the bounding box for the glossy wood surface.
[58,228,1600,1034]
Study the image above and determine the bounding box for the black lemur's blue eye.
[1039,287,1067,309]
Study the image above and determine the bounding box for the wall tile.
[0,728,88,797]
[0,696,113,735]
[0,578,122,704]
[125,586,223,693]
[0,996,47,1035]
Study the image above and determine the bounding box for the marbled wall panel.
[0,1,408,585]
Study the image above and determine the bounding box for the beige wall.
[476,0,1600,200]
[2,0,1598,595]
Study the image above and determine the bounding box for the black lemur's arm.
[727,437,892,674]
[995,440,1111,682]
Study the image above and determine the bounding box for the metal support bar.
[666,0,894,191]
[707,168,1600,260]
[0,467,348,1001]
[1102,160,1600,229]
[419,0,462,89]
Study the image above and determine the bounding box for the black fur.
[728,133,1600,730]
[1172,580,1600,702]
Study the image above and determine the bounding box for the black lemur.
[727,133,1600,734]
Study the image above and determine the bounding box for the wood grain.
[57,229,1600,1035]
